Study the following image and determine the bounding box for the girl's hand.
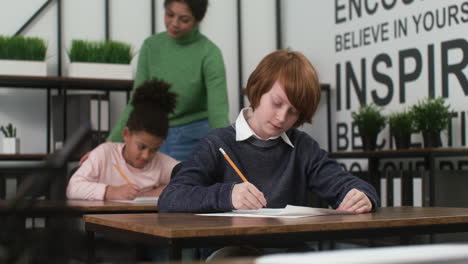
[105,184,140,200]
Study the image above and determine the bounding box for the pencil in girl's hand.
[114,164,132,184]
[219,148,248,182]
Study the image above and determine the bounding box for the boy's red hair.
[245,50,321,127]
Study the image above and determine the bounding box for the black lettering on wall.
[415,161,426,171]
[440,161,454,170]
[441,39,468,97]
[346,59,367,109]
[382,0,397,10]
[372,53,393,106]
[462,2,468,23]
[459,161,468,170]
[337,122,349,151]
[335,0,346,24]
[352,123,361,149]
[428,44,435,98]
[336,63,342,111]
[462,111,466,146]
[399,48,422,103]
[448,5,460,26]
[349,0,362,21]
[448,112,458,147]
[349,162,362,172]
[365,0,378,15]
[382,162,398,171]
[394,18,408,39]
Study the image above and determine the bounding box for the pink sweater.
[66,142,178,200]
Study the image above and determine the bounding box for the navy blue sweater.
[158,126,379,213]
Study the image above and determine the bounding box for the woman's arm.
[107,39,151,142]
[203,46,230,128]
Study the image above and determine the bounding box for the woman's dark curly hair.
[164,0,208,22]
[127,79,177,139]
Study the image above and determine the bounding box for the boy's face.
[164,1,196,39]
[122,128,164,169]
[248,81,300,139]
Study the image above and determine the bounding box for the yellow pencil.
[219,148,248,182]
[113,164,132,184]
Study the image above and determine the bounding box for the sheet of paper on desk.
[111,197,159,204]
[197,205,355,218]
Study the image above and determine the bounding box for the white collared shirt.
[235,107,294,148]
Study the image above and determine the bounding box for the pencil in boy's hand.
[114,164,132,184]
[219,148,248,182]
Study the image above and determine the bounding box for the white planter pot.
[0,60,47,76]
[2,138,20,154]
[68,62,132,80]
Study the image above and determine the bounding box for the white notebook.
[197,205,355,218]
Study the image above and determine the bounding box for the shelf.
[330,147,468,207]
[0,75,133,91]
[0,154,48,161]
[329,147,468,159]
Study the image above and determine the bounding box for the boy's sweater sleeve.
[301,137,380,209]
[66,147,107,200]
[158,136,234,213]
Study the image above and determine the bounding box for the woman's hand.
[104,184,141,200]
[337,188,372,213]
[231,182,267,210]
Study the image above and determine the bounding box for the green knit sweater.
[108,28,229,142]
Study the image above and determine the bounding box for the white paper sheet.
[197,205,355,218]
[111,196,159,204]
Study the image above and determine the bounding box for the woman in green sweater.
[108,0,229,161]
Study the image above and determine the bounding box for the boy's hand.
[105,184,140,200]
[337,188,372,213]
[232,182,267,210]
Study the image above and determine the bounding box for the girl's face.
[164,1,197,39]
[122,128,164,169]
[248,81,300,139]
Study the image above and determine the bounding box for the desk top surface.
[84,206,468,238]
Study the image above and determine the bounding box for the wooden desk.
[0,200,157,216]
[84,206,468,261]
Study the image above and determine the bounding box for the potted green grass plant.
[352,104,387,151]
[1,123,19,154]
[389,110,415,149]
[68,39,133,79]
[411,97,451,148]
[0,35,47,76]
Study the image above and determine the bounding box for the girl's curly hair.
[127,78,177,138]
